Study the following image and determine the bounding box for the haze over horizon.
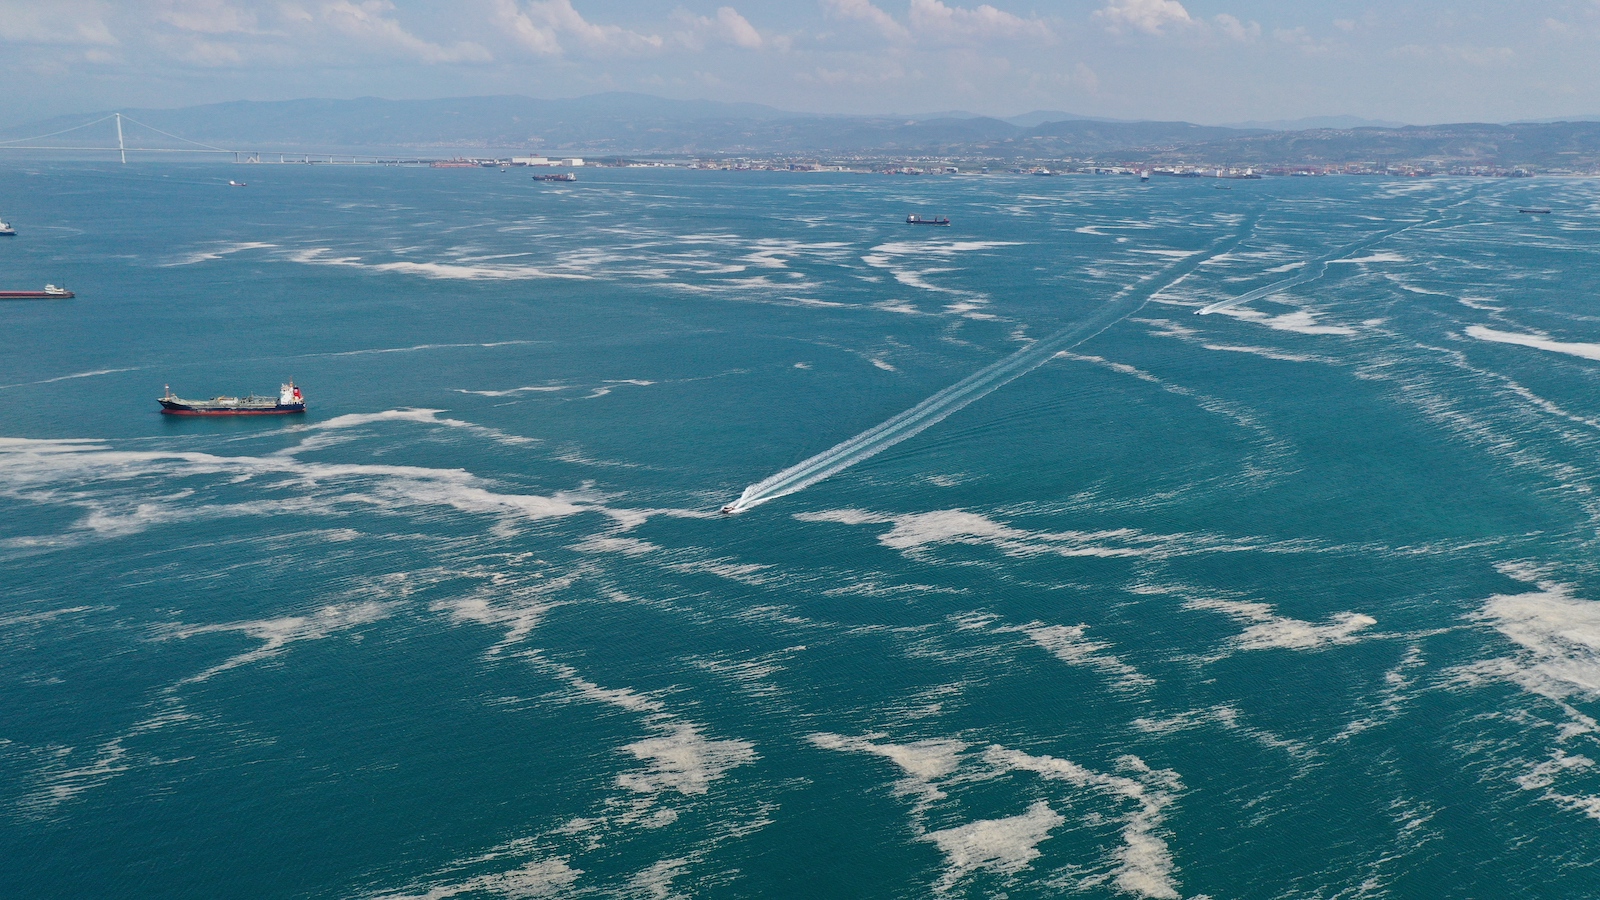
[4,0,1600,128]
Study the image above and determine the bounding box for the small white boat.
[0,218,14,236]
[228,180,248,187]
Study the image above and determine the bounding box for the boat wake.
[724,216,1261,514]
[1195,218,1423,316]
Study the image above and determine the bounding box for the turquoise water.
[3,163,1600,898]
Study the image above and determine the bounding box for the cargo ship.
[1518,207,1552,215]
[906,215,950,226]
[160,381,305,416]
[0,284,73,299]
[532,173,577,182]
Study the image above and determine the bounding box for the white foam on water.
[0,367,143,391]
[1201,343,1327,363]
[1018,623,1154,692]
[1196,217,1423,316]
[985,746,1182,899]
[812,508,1148,559]
[287,247,592,281]
[317,340,540,358]
[453,385,569,397]
[581,379,657,399]
[1184,597,1377,651]
[1329,251,1408,264]
[1261,261,1309,274]
[431,572,576,656]
[1334,646,1428,743]
[541,660,667,715]
[286,408,538,451]
[731,224,1258,512]
[162,241,276,266]
[370,857,581,899]
[0,437,606,548]
[686,653,788,700]
[795,507,1320,564]
[572,535,660,556]
[21,705,196,815]
[1210,307,1359,336]
[1132,249,1201,259]
[168,600,395,684]
[0,605,101,629]
[616,722,757,798]
[665,557,775,585]
[1515,751,1600,821]
[628,857,691,900]
[807,732,969,810]
[1130,705,1315,760]
[1459,566,1600,705]
[922,800,1064,892]
[1465,325,1600,362]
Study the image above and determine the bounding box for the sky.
[3,0,1600,126]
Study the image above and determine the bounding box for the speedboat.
[720,505,737,515]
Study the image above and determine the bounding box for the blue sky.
[3,0,1599,125]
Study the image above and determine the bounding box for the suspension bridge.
[0,113,431,164]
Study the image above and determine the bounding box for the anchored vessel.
[906,215,951,226]
[160,381,305,416]
[0,284,73,299]
[532,173,577,182]
[1518,207,1552,215]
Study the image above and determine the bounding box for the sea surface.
[3,162,1600,899]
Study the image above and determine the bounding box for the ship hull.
[0,290,73,299]
[159,401,306,416]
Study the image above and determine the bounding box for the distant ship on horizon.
[159,381,306,416]
[906,214,950,226]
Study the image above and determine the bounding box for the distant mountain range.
[1220,115,1410,131]
[4,94,1599,170]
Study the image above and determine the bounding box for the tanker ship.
[159,381,306,416]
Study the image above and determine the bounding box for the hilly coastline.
[5,93,1600,172]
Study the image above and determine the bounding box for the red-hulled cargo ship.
[160,381,306,416]
[0,284,73,299]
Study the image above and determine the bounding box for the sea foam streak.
[725,218,1259,512]
[1195,218,1422,316]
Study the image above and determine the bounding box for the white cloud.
[1094,0,1193,35]
[1213,13,1259,42]
[675,6,767,50]
[0,0,118,45]
[494,0,664,56]
[321,1,492,63]
[907,0,1051,42]
[155,0,257,34]
[822,0,911,41]
[822,0,1047,44]
[1392,42,1515,65]
[490,0,561,54]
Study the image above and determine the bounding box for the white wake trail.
[727,219,1259,512]
[1195,218,1423,316]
